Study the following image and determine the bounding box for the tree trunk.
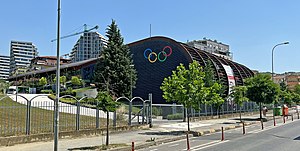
[259,102,262,119]
[187,108,190,132]
[183,107,186,122]
[106,111,109,146]
[240,106,242,122]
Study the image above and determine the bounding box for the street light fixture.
[271,41,289,126]
[272,41,289,81]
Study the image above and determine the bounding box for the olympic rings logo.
[143,46,173,63]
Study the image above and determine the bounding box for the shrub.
[167,113,183,120]
[152,107,163,116]
[41,89,53,94]
[60,87,76,96]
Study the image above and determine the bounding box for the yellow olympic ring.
[148,52,157,63]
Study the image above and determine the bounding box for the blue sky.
[0,0,299,73]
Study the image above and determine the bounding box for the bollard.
[221,127,224,141]
[298,111,300,119]
[273,115,276,126]
[242,122,246,135]
[132,142,134,151]
[261,119,264,130]
[186,133,190,151]
[292,114,294,121]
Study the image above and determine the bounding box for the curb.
[108,135,189,151]
[109,121,260,150]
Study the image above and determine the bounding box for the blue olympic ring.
[143,46,172,63]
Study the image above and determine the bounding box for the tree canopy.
[245,74,280,104]
[95,91,120,112]
[294,84,300,95]
[94,20,137,98]
[160,61,208,109]
[71,76,81,86]
[39,77,47,86]
[230,86,249,106]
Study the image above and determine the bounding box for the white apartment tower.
[70,32,107,62]
[10,41,38,76]
[0,55,10,79]
[187,38,232,60]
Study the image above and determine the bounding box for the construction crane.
[51,24,99,42]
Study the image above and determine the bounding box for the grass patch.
[68,143,128,150]
[0,95,116,137]
[167,113,184,120]
[72,87,92,93]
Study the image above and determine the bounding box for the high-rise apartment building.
[70,32,107,62]
[10,41,38,76]
[187,38,232,60]
[0,55,10,80]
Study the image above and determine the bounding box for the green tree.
[245,74,280,119]
[94,20,137,98]
[203,61,224,118]
[0,80,9,94]
[279,80,288,91]
[291,92,300,105]
[94,91,120,146]
[39,77,48,87]
[60,76,67,87]
[161,61,208,131]
[279,90,293,106]
[230,86,249,122]
[206,82,224,118]
[294,84,300,95]
[203,60,215,87]
[71,76,81,87]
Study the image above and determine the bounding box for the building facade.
[186,38,232,60]
[10,41,38,76]
[0,55,10,80]
[128,36,253,104]
[29,56,71,71]
[285,73,300,90]
[70,32,107,63]
[272,72,300,91]
[8,36,254,104]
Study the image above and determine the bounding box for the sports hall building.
[8,36,253,104]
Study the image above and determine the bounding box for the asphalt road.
[140,116,300,151]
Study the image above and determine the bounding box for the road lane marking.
[192,140,229,150]
[161,138,186,146]
[188,140,220,150]
[149,149,158,151]
[168,144,179,147]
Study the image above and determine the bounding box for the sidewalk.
[0,112,272,151]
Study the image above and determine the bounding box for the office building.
[10,41,38,76]
[0,55,10,80]
[70,32,107,62]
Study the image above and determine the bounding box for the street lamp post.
[271,41,289,126]
[130,64,134,99]
[54,0,61,151]
[272,41,289,81]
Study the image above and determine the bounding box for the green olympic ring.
[143,46,172,63]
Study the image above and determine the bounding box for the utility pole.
[54,0,61,150]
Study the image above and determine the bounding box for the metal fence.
[0,93,258,137]
[0,94,147,137]
[152,101,259,120]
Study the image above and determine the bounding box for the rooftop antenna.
[150,24,152,38]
